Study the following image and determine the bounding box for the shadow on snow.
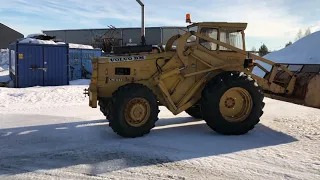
[0,114,297,176]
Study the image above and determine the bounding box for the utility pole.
[136,0,146,45]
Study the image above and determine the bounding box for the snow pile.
[0,49,10,82]
[253,30,320,77]
[264,30,320,64]
[0,70,10,82]
[0,49,9,66]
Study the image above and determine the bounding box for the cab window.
[219,29,244,50]
[187,25,198,43]
[199,28,218,51]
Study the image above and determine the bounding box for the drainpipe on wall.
[160,27,163,44]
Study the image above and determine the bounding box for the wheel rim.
[219,87,253,122]
[124,98,151,127]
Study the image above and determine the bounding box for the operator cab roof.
[188,22,248,31]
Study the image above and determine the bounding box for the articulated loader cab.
[86,20,304,138]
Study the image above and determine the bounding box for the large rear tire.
[201,71,264,135]
[185,103,202,119]
[107,83,159,138]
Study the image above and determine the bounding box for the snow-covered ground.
[0,30,319,179]
[0,84,319,180]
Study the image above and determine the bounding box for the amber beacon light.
[186,13,191,23]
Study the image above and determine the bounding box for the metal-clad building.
[161,27,188,45]
[43,26,187,48]
[0,23,24,49]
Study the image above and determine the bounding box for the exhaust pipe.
[136,0,146,45]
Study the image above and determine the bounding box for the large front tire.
[107,83,159,138]
[99,99,110,117]
[201,71,264,135]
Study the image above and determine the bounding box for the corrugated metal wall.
[44,29,122,46]
[0,23,24,49]
[65,30,92,45]
[69,48,102,80]
[9,43,69,88]
[122,27,161,45]
[81,49,101,76]
[162,27,188,45]
[43,26,186,47]
[69,49,82,80]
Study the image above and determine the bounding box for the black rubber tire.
[99,99,110,117]
[107,83,159,138]
[185,103,202,119]
[201,71,264,135]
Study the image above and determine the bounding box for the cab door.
[193,27,247,78]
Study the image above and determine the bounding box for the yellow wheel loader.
[84,18,320,138]
[84,2,319,137]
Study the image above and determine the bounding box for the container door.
[81,49,102,79]
[69,49,82,80]
[43,46,68,86]
[8,44,17,86]
[17,45,44,88]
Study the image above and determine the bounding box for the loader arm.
[175,31,297,95]
[148,30,299,115]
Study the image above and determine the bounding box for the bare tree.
[295,29,303,41]
[305,28,311,36]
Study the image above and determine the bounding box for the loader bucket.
[266,63,320,109]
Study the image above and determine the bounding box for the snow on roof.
[68,43,94,50]
[19,38,58,45]
[18,38,96,50]
[26,33,47,38]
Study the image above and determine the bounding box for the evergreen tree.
[258,44,269,56]
[285,41,292,47]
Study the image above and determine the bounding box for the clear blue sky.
[0,0,319,51]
